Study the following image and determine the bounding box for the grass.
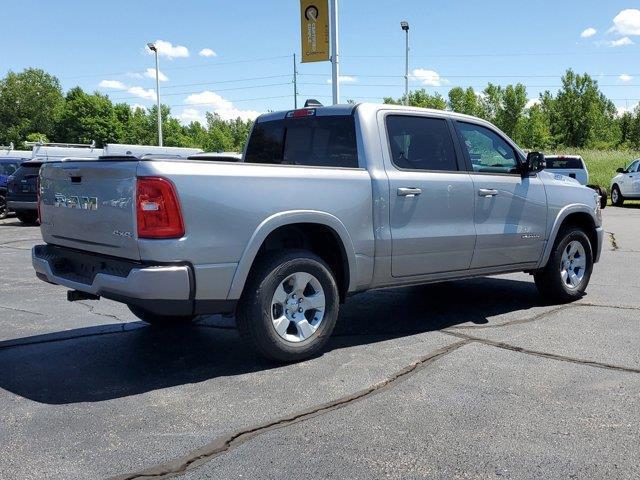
[547,148,640,205]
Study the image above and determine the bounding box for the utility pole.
[147,42,163,146]
[401,21,410,106]
[330,0,340,104]
[293,53,298,109]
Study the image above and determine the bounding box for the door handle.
[397,187,422,197]
[478,188,499,197]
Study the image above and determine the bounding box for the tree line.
[1,67,640,152]
[385,69,640,151]
[0,68,252,152]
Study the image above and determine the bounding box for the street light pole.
[401,21,409,106]
[147,43,163,147]
[330,0,340,105]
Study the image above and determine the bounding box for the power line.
[166,94,292,108]
[59,55,291,80]
[110,82,292,101]
[342,50,639,59]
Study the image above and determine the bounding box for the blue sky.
[2,0,640,123]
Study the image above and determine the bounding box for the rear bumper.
[7,200,37,211]
[32,244,236,316]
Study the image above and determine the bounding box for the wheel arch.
[538,205,598,269]
[227,211,357,301]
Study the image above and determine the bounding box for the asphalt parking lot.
[1,207,639,480]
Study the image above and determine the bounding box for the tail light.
[136,177,185,239]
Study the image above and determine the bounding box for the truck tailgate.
[39,160,141,260]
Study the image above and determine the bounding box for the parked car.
[32,103,603,362]
[0,152,30,219]
[611,159,640,206]
[543,155,607,209]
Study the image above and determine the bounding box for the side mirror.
[525,152,546,174]
[616,167,625,173]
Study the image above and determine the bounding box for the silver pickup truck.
[33,103,603,362]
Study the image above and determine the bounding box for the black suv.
[6,159,43,224]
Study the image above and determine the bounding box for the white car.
[611,159,640,206]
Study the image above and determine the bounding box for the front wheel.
[236,250,340,362]
[534,227,593,303]
[127,305,196,326]
[611,185,624,207]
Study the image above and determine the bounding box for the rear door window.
[245,115,358,168]
[385,115,459,172]
[545,158,583,169]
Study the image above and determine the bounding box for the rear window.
[545,157,583,169]
[245,115,358,168]
[0,162,19,176]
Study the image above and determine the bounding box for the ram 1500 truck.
[32,103,604,362]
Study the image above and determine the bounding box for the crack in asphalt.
[109,340,471,480]
[443,331,640,374]
[0,237,40,246]
[446,304,573,330]
[606,231,619,251]
[0,304,44,316]
[76,301,128,322]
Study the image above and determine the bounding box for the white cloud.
[177,108,207,124]
[127,86,156,100]
[608,36,634,47]
[410,68,446,86]
[180,90,262,124]
[144,67,168,82]
[326,75,358,84]
[127,72,143,79]
[580,27,597,38]
[199,48,217,57]
[130,103,147,112]
[610,9,640,36]
[525,98,540,109]
[147,40,189,59]
[619,74,634,82]
[616,102,639,116]
[99,80,126,90]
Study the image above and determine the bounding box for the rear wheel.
[0,194,7,220]
[534,227,593,303]
[127,305,196,326]
[16,211,38,224]
[611,185,624,207]
[236,250,339,362]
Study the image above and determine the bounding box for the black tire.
[598,188,607,210]
[127,305,196,326]
[611,185,624,207]
[588,185,607,209]
[236,249,340,363]
[0,195,7,220]
[16,211,39,224]
[534,227,593,304]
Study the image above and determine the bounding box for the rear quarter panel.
[136,160,375,298]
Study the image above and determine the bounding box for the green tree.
[517,104,551,150]
[0,68,64,145]
[548,70,617,148]
[448,87,482,117]
[55,87,123,146]
[384,89,447,110]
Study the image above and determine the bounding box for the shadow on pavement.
[0,276,542,405]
